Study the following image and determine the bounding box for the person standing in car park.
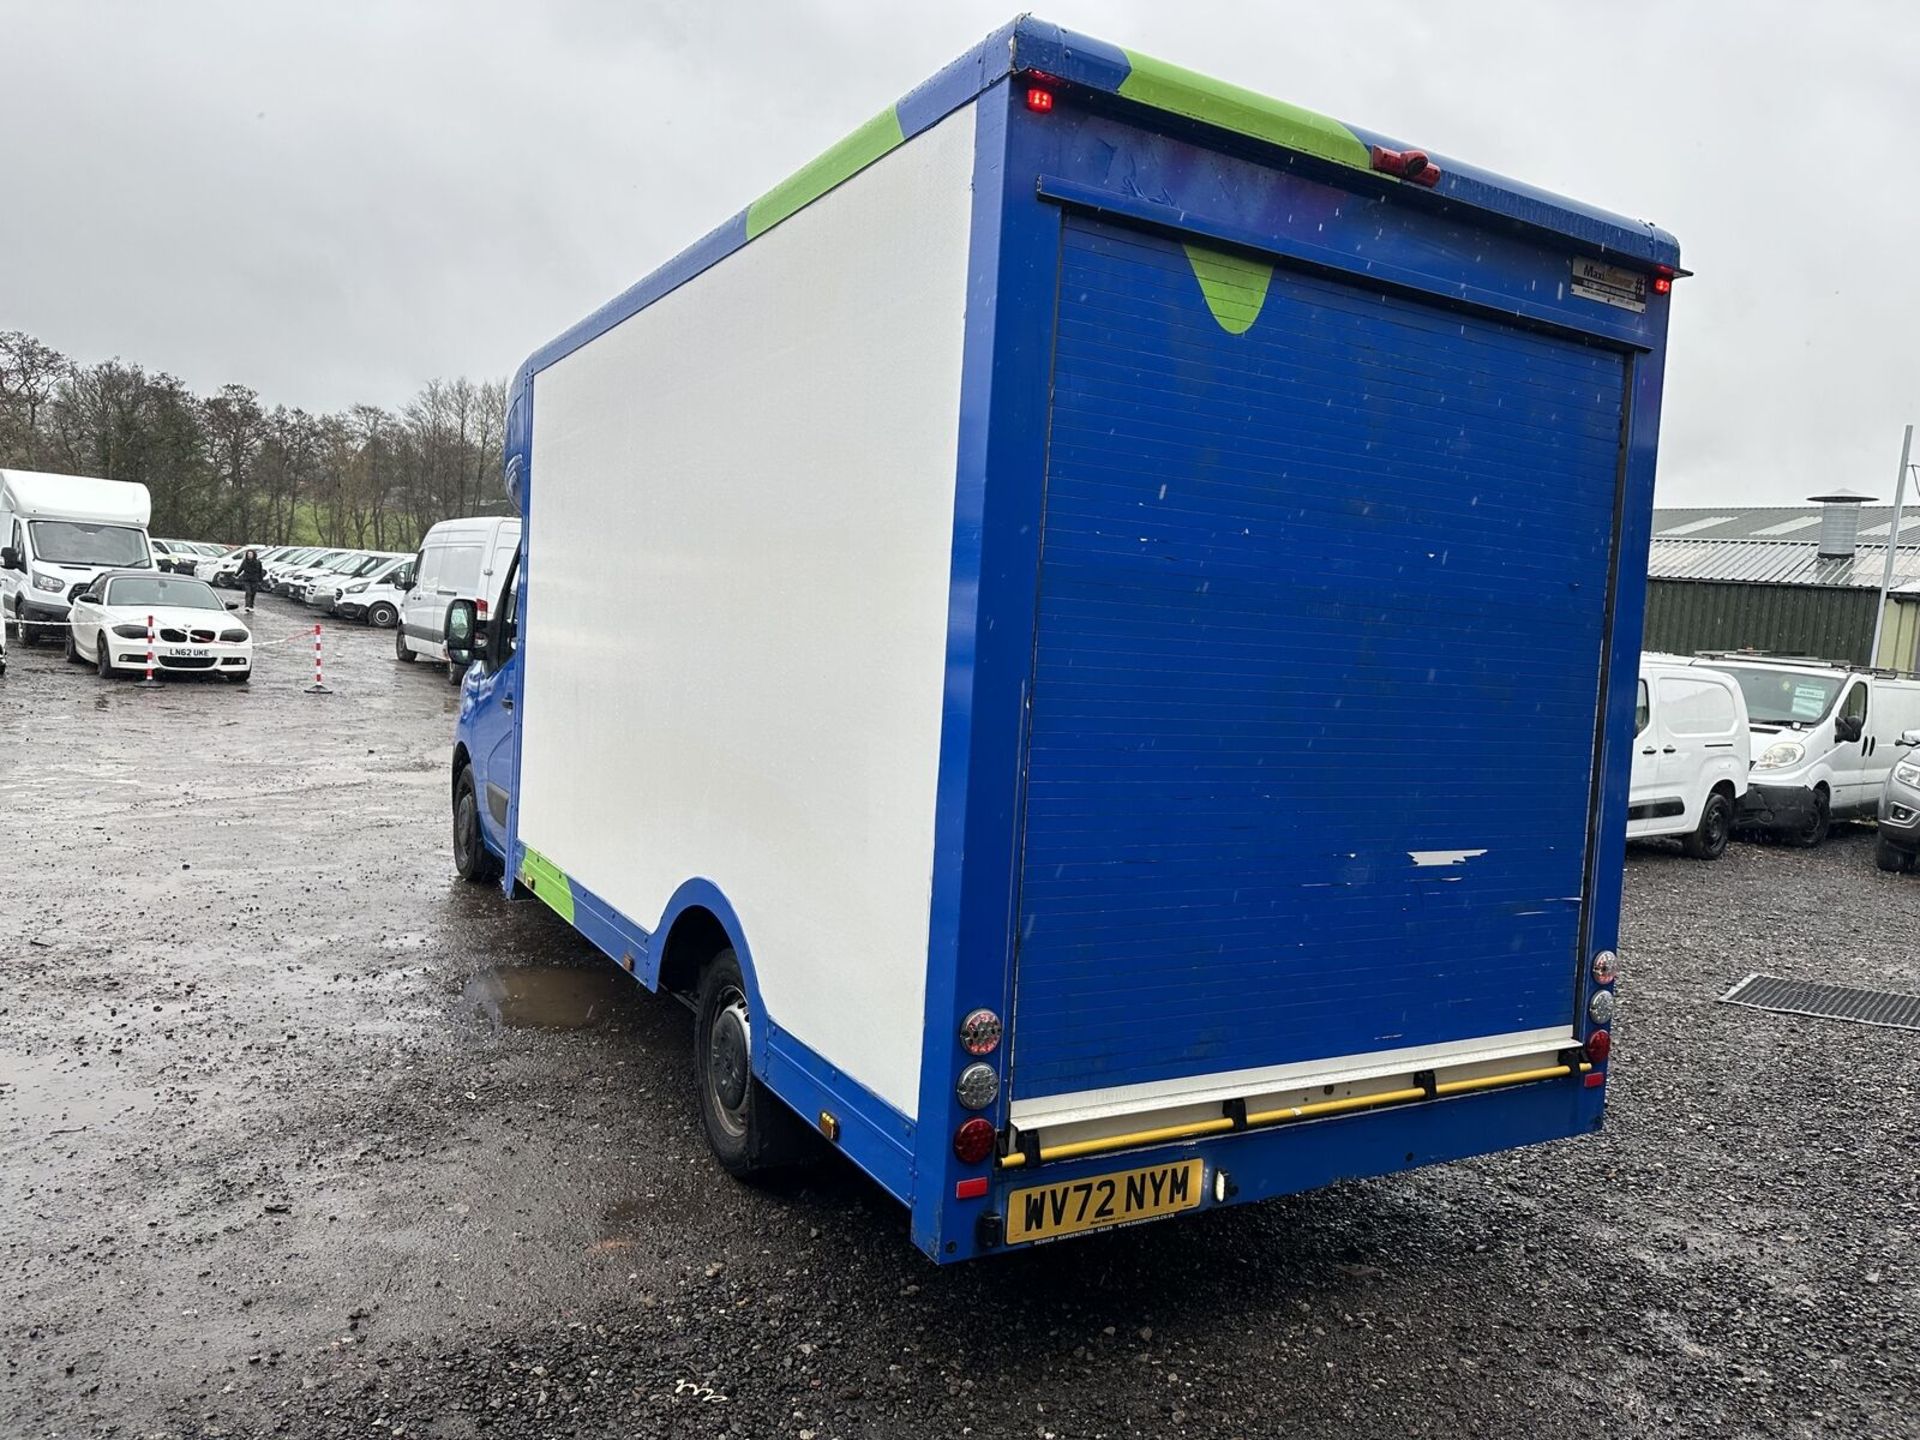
[236,549,265,612]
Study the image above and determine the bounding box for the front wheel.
[395,625,415,663]
[452,766,500,883]
[1681,790,1733,860]
[695,950,809,1179]
[95,634,118,680]
[367,601,397,628]
[1875,837,1916,874]
[64,627,86,664]
[1787,788,1831,848]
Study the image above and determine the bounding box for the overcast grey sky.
[4,1,1915,505]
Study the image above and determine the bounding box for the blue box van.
[446,18,1678,1262]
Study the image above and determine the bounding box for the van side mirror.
[0,547,19,571]
[1834,715,1864,744]
[445,599,478,667]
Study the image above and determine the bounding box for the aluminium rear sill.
[1009,1026,1577,1131]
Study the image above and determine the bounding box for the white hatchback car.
[65,571,253,682]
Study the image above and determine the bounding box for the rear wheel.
[1875,837,1916,874]
[1681,790,1733,860]
[452,766,500,883]
[695,949,809,1178]
[368,601,397,628]
[394,625,415,662]
[1787,788,1830,848]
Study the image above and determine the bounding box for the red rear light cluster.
[1586,949,1617,1075]
[953,1117,996,1165]
[959,1008,1002,1056]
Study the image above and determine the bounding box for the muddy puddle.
[460,965,631,1031]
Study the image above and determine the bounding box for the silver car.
[1876,727,1920,873]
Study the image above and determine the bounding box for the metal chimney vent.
[1807,488,1875,558]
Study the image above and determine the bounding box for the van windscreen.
[1728,668,1844,726]
[29,521,149,567]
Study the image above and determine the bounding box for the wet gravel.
[3,596,1918,1439]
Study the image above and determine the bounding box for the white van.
[1,469,154,647]
[1629,656,1751,858]
[335,559,413,627]
[395,516,520,666]
[1698,653,1920,846]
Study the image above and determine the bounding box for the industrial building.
[1645,491,1920,669]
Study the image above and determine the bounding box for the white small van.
[1699,654,1920,846]
[1,470,154,647]
[396,516,520,667]
[1630,656,1751,858]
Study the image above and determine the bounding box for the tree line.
[0,330,509,550]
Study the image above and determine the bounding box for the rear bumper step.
[998,1058,1592,1170]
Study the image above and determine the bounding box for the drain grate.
[1720,973,1920,1032]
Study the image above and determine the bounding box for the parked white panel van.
[1697,654,1920,845]
[396,516,520,666]
[1629,657,1751,858]
[0,470,154,647]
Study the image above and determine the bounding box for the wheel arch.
[653,881,772,1068]
[451,742,473,801]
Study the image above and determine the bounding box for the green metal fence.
[1642,580,1885,665]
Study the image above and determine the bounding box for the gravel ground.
[3,596,1917,1440]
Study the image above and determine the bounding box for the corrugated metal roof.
[1647,539,1920,587]
[1649,506,1920,588]
[1652,505,1920,544]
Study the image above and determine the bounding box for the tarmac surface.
[3,596,1917,1439]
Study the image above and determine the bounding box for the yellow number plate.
[1005,1158,1205,1245]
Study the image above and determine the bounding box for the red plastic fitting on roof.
[1369,145,1441,188]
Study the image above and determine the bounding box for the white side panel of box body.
[517,103,977,1120]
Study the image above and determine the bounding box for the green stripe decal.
[1183,244,1273,334]
[745,107,907,239]
[1118,51,1371,172]
[518,845,575,926]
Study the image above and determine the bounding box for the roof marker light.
[1369,144,1442,188]
[1026,86,1055,114]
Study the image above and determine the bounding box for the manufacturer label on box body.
[1570,257,1647,312]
